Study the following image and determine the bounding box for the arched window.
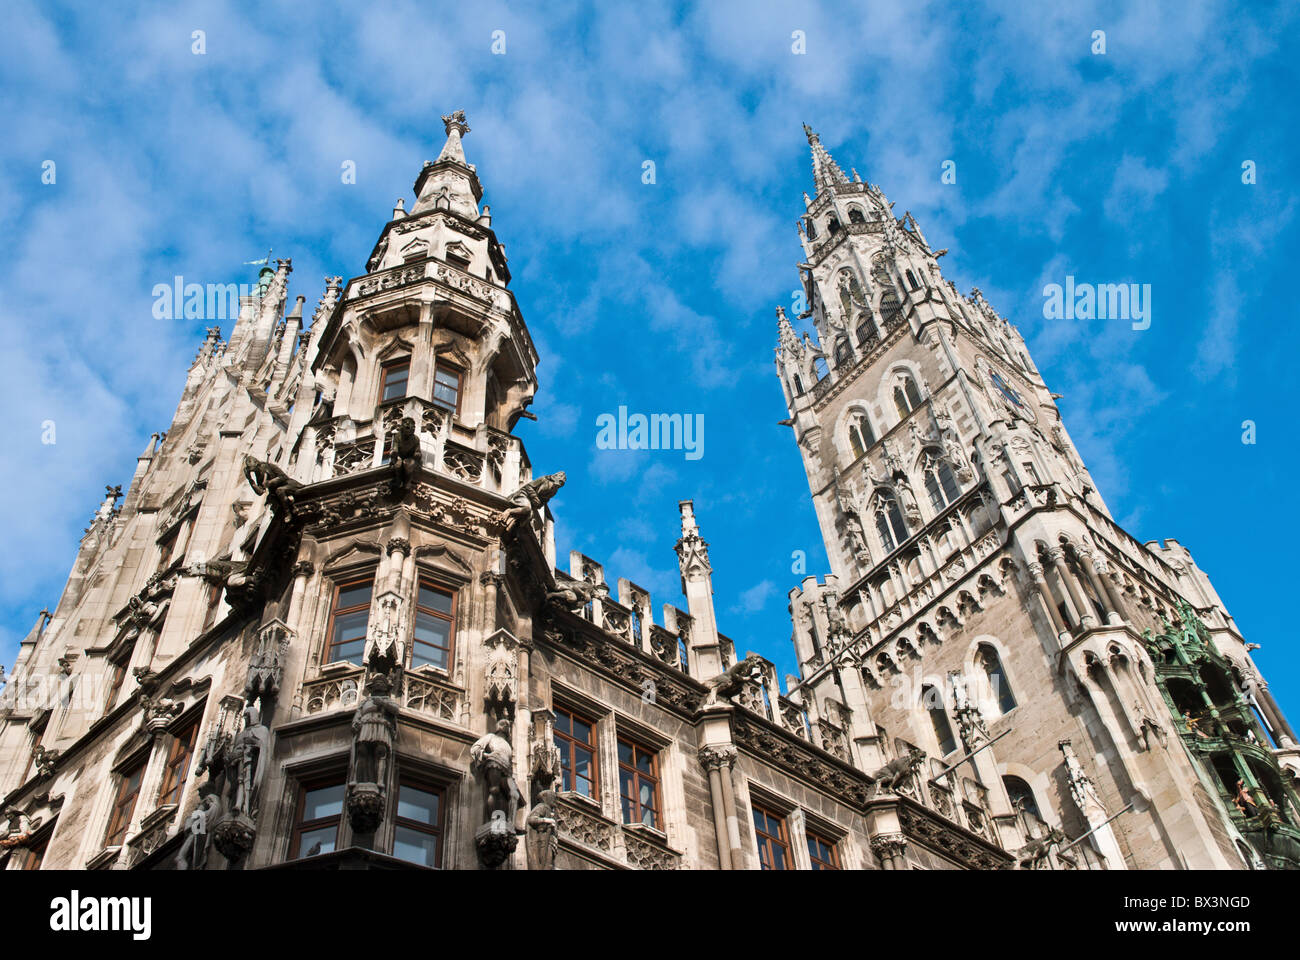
[848,207,866,224]
[814,357,830,380]
[978,644,1016,714]
[893,375,924,419]
[924,458,961,511]
[923,685,957,755]
[805,218,817,240]
[827,216,840,235]
[834,337,852,365]
[847,415,874,460]
[874,495,908,552]
[855,314,875,346]
[792,374,805,396]
[905,268,919,290]
[1003,776,1041,821]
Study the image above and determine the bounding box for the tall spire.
[411,109,483,217]
[803,123,848,191]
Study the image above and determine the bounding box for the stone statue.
[471,719,524,868]
[869,746,925,795]
[228,706,269,819]
[350,673,400,788]
[702,654,765,707]
[1016,826,1069,869]
[471,719,523,827]
[546,578,609,613]
[388,417,422,493]
[174,793,220,870]
[525,788,559,870]
[242,455,301,516]
[503,471,566,532]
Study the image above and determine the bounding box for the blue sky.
[1,1,1298,720]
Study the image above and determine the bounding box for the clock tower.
[776,125,1300,869]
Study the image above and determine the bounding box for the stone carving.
[471,719,524,868]
[347,673,400,834]
[174,794,219,870]
[869,746,925,795]
[32,745,59,778]
[870,832,909,861]
[546,578,609,613]
[503,471,566,533]
[697,744,739,771]
[701,654,765,708]
[244,621,289,714]
[949,671,989,749]
[1015,826,1069,869]
[363,592,405,678]
[242,455,300,516]
[525,788,558,870]
[141,688,183,736]
[388,416,422,493]
[211,705,269,863]
[483,630,520,721]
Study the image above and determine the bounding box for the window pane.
[574,748,594,782]
[418,584,453,613]
[332,639,365,665]
[413,612,451,648]
[635,750,653,774]
[554,712,571,737]
[411,641,449,671]
[770,844,786,870]
[303,784,346,821]
[572,718,592,744]
[297,825,337,858]
[393,825,439,867]
[618,742,633,766]
[333,610,369,642]
[336,582,372,609]
[397,785,439,826]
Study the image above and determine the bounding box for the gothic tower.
[777,125,1300,869]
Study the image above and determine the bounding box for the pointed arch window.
[892,375,924,419]
[847,414,874,460]
[804,218,817,240]
[978,644,1016,715]
[1003,776,1041,821]
[827,216,840,235]
[855,314,876,347]
[848,207,866,224]
[834,337,852,365]
[792,374,805,396]
[905,269,920,290]
[874,495,908,553]
[922,685,957,756]
[924,458,961,511]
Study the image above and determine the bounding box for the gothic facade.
[0,115,1293,871]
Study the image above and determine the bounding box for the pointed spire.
[412,109,483,216]
[776,305,802,356]
[803,123,848,191]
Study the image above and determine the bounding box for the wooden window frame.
[156,526,179,573]
[290,775,346,861]
[105,659,128,713]
[104,760,145,848]
[432,362,463,416]
[752,803,791,870]
[554,705,600,800]
[325,576,374,666]
[379,358,411,405]
[616,738,662,829]
[411,579,456,671]
[202,580,223,631]
[392,777,446,868]
[156,714,201,807]
[806,829,841,870]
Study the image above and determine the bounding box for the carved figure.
[1016,826,1068,869]
[503,471,566,531]
[546,578,609,613]
[242,455,301,515]
[227,706,270,819]
[174,793,220,870]
[350,673,400,787]
[470,719,523,829]
[702,654,764,707]
[869,746,925,794]
[525,788,559,870]
[388,417,422,492]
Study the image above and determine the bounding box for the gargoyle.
[242,455,301,516]
[701,654,765,707]
[546,579,608,613]
[868,746,925,795]
[503,471,566,532]
[1016,827,1070,869]
[388,417,422,493]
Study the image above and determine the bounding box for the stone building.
[0,115,1293,871]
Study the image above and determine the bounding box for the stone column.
[699,745,737,869]
[1051,549,1095,630]
[870,832,909,870]
[1027,561,1069,639]
[675,502,723,679]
